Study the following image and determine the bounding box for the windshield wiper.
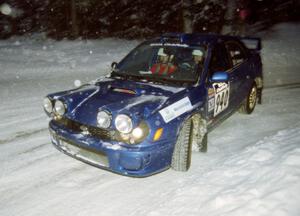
[111,71,195,86]
[111,71,146,82]
[146,75,196,86]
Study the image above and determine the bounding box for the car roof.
[158,33,243,46]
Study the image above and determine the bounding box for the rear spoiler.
[240,37,262,52]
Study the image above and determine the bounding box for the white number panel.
[213,83,230,117]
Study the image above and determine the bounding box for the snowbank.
[261,23,300,87]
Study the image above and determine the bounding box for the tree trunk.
[222,0,237,35]
[71,0,79,38]
[182,0,193,33]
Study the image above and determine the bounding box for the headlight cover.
[54,100,66,116]
[43,97,53,113]
[130,121,149,144]
[115,114,133,134]
[115,121,149,144]
[97,110,111,128]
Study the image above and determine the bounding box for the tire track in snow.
[265,82,300,89]
[19,142,49,155]
[0,156,124,209]
[0,128,48,145]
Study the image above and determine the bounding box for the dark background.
[0,0,299,40]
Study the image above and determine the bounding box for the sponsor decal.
[208,97,215,112]
[150,43,189,47]
[159,97,193,123]
[208,88,215,97]
[207,88,215,112]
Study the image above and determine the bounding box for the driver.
[189,49,204,72]
[180,49,204,73]
[192,49,204,65]
[150,48,177,75]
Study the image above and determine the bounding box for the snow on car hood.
[56,79,185,127]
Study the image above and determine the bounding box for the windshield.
[112,41,207,86]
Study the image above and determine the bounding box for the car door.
[225,40,252,109]
[206,42,232,127]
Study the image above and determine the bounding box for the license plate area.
[59,139,109,168]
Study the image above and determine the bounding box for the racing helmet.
[157,48,168,57]
[192,49,203,56]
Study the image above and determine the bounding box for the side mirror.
[111,62,118,71]
[211,71,229,83]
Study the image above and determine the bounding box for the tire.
[239,83,257,114]
[171,118,193,172]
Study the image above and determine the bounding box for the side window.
[209,43,231,77]
[225,42,247,66]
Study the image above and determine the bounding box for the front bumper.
[49,120,173,177]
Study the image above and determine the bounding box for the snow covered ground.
[0,23,300,216]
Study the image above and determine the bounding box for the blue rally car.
[44,33,263,177]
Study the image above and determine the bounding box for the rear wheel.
[239,83,257,114]
[171,119,193,171]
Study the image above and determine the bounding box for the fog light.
[43,97,53,113]
[54,100,66,116]
[115,114,133,134]
[97,110,111,128]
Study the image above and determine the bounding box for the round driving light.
[43,97,53,113]
[132,127,143,139]
[97,111,111,128]
[54,100,66,116]
[115,114,133,134]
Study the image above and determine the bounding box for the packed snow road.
[0,23,300,216]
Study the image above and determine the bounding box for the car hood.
[56,78,185,127]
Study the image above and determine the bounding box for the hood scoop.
[111,86,137,95]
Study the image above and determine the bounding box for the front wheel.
[239,83,257,114]
[171,119,193,171]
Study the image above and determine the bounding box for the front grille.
[56,117,113,140]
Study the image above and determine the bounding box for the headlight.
[115,114,133,134]
[130,121,149,144]
[132,127,144,139]
[54,100,66,116]
[115,121,149,144]
[43,97,53,113]
[97,110,111,128]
